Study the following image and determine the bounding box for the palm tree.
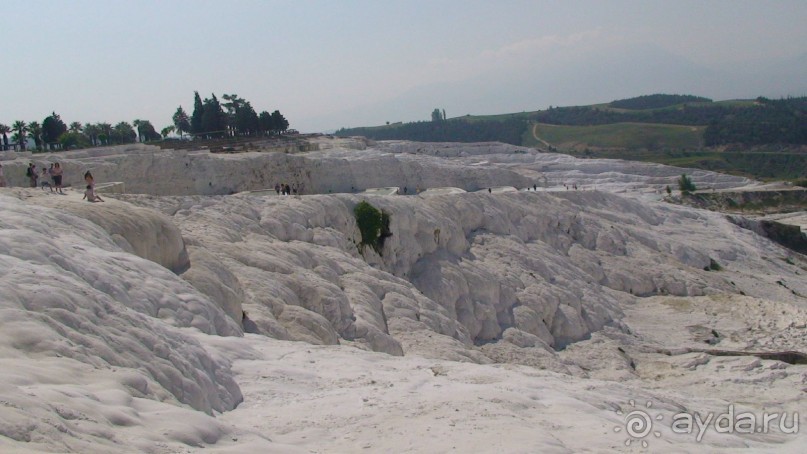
[98,122,112,145]
[11,120,28,151]
[172,106,190,139]
[114,122,136,144]
[83,123,100,146]
[69,121,83,133]
[161,125,175,139]
[27,121,43,151]
[0,124,10,151]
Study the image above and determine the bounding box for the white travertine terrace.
[0,139,804,452]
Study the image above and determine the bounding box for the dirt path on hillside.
[531,123,554,148]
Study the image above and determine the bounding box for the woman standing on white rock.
[51,162,64,194]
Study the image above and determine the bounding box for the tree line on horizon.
[337,117,527,146]
[0,114,155,152]
[608,94,712,110]
[702,97,807,146]
[0,92,290,153]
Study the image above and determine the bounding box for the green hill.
[335,94,807,180]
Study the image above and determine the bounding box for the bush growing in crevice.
[354,200,392,255]
[678,173,697,194]
[704,258,723,271]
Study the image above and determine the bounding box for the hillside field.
[524,122,705,150]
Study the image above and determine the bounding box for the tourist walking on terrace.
[51,162,64,194]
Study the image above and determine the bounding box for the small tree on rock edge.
[678,173,696,194]
[354,200,391,255]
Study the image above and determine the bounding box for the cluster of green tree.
[431,108,446,122]
[0,113,151,152]
[62,121,140,148]
[703,97,807,146]
[337,117,527,145]
[179,92,289,139]
[608,94,712,110]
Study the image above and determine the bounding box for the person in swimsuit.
[82,184,104,202]
[51,163,64,194]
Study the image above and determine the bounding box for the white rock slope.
[0,139,804,452]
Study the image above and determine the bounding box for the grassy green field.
[523,122,705,150]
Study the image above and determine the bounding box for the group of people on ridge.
[3,162,103,202]
[274,183,297,196]
[26,162,65,194]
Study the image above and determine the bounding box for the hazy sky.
[2,0,806,133]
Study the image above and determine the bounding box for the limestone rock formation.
[0,138,804,452]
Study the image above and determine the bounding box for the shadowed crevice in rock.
[728,215,807,255]
[659,347,807,365]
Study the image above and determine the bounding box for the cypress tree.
[190,91,204,135]
[202,94,227,138]
[258,111,274,135]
